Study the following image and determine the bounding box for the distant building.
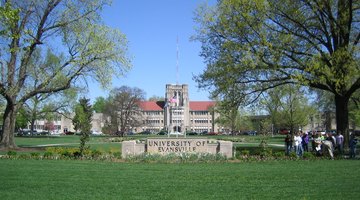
[134,84,218,133]
[26,84,219,134]
[25,84,360,135]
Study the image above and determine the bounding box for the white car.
[169,131,183,136]
[91,130,103,135]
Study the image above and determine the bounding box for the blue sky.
[87,0,215,102]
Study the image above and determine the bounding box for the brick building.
[135,84,218,134]
[29,84,219,135]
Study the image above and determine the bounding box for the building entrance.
[173,126,181,133]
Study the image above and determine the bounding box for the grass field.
[11,134,285,150]
[0,159,359,200]
[1,135,359,199]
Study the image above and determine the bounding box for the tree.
[148,95,165,101]
[348,90,360,129]
[93,97,107,113]
[193,0,359,145]
[214,97,241,135]
[235,113,255,133]
[259,85,315,134]
[312,89,336,130]
[73,97,93,156]
[103,86,145,136]
[0,0,131,148]
[214,104,239,135]
[22,88,78,135]
[15,107,29,131]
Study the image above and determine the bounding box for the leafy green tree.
[0,0,131,148]
[93,97,107,113]
[22,88,79,135]
[260,85,315,134]
[349,90,360,129]
[257,90,282,135]
[73,98,93,156]
[193,0,359,144]
[214,100,240,135]
[311,89,336,130]
[235,113,255,133]
[212,81,248,135]
[15,107,29,131]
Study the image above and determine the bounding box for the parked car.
[242,130,257,136]
[91,130,103,135]
[207,132,219,135]
[169,131,183,136]
[17,129,30,136]
[200,131,208,135]
[157,130,167,135]
[279,129,290,135]
[139,130,152,135]
[17,129,39,136]
[50,130,62,135]
[126,131,135,135]
[64,131,75,135]
[186,131,198,136]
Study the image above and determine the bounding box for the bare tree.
[103,86,145,136]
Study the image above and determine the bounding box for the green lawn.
[12,135,123,152]
[13,134,286,146]
[8,134,286,153]
[14,135,111,146]
[0,159,359,200]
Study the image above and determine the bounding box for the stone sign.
[147,138,208,154]
[122,138,233,158]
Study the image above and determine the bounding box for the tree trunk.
[335,95,350,149]
[30,119,36,136]
[0,102,18,149]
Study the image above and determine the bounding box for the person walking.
[322,140,334,159]
[323,132,335,159]
[302,132,309,152]
[314,135,323,156]
[349,134,358,159]
[336,132,344,155]
[294,132,303,157]
[285,134,293,156]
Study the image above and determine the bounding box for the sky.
[87,0,215,102]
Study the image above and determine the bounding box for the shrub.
[241,150,250,157]
[45,147,63,155]
[262,148,273,157]
[273,151,285,159]
[30,152,41,159]
[43,151,53,158]
[289,152,298,159]
[7,150,17,157]
[18,154,30,159]
[108,147,118,155]
[254,148,272,157]
[58,148,79,158]
[107,137,125,143]
[124,153,228,163]
[303,152,315,160]
[112,152,121,159]
[91,149,103,158]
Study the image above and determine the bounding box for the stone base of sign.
[122,138,233,158]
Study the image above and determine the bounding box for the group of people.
[285,131,309,157]
[284,130,358,159]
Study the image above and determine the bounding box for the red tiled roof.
[138,101,216,111]
[189,101,215,111]
[138,101,165,111]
